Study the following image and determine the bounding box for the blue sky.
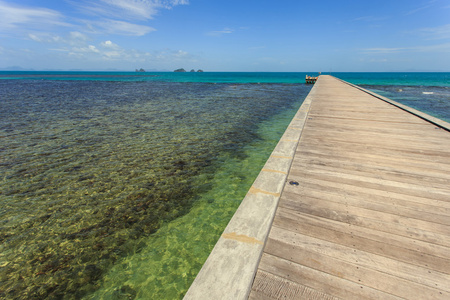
[0,0,449,71]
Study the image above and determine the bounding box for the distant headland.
[174,68,203,72]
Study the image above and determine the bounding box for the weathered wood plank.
[264,238,450,299]
[289,168,449,201]
[283,181,450,225]
[305,116,447,137]
[264,226,450,293]
[250,270,340,300]
[274,206,450,263]
[273,208,450,274]
[302,129,450,153]
[291,176,450,213]
[300,138,450,168]
[258,253,403,300]
[295,148,450,180]
[277,192,450,248]
[294,156,450,190]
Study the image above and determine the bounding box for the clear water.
[0,77,310,299]
[0,72,448,299]
[1,71,448,86]
[358,84,450,122]
[331,72,450,87]
[333,72,450,122]
[86,105,300,300]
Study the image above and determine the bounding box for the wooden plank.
[290,168,449,202]
[305,117,447,138]
[278,191,450,239]
[295,148,450,179]
[264,238,450,299]
[283,181,450,225]
[264,226,450,294]
[293,157,450,191]
[273,207,450,274]
[258,253,403,300]
[275,206,450,263]
[303,127,449,150]
[301,130,450,153]
[299,137,450,165]
[278,191,450,248]
[250,270,340,300]
[292,176,450,213]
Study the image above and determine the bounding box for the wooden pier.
[250,75,450,299]
[185,75,450,300]
[305,75,318,84]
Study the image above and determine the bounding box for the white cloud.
[102,50,121,58]
[361,47,405,54]
[89,45,100,53]
[174,50,189,58]
[49,48,70,52]
[69,31,89,42]
[100,40,120,49]
[0,0,191,69]
[101,0,157,19]
[414,42,450,52]
[353,16,388,22]
[86,19,156,36]
[28,33,64,43]
[404,1,436,16]
[71,45,100,54]
[0,0,70,31]
[28,33,43,42]
[73,0,189,21]
[155,49,192,61]
[98,40,122,58]
[418,24,450,40]
[207,28,234,37]
[361,42,450,54]
[1,0,187,39]
[27,31,89,47]
[62,40,194,66]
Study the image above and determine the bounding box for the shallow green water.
[0,80,310,299]
[86,103,302,299]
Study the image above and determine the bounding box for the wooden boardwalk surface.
[249,75,450,300]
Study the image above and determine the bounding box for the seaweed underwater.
[0,80,311,299]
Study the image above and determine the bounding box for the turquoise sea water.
[1,71,448,85]
[0,72,449,299]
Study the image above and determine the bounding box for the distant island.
[174,68,203,72]
[135,68,145,72]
